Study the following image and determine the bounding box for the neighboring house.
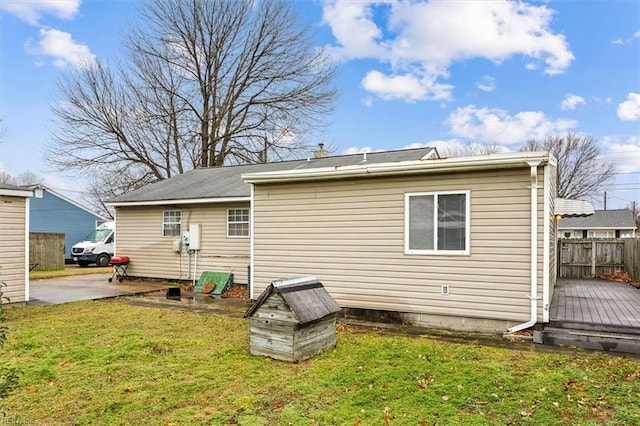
[108,148,590,334]
[558,209,637,239]
[26,185,109,261]
[0,182,32,304]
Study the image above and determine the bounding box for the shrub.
[0,280,21,399]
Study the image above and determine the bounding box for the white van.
[71,221,114,267]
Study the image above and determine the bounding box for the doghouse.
[243,276,341,362]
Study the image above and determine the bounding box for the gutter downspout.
[506,161,542,334]
[249,184,255,299]
[542,165,551,323]
[24,197,30,302]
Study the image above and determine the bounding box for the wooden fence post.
[591,240,596,277]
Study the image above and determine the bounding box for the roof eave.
[558,226,637,230]
[0,188,33,197]
[242,152,551,184]
[106,196,250,207]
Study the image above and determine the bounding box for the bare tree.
[0,171,14,185]
[47,0,336,199]
[520,133,615,199]
[14,171,43,186]
[440,142,504,158]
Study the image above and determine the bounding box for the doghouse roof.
[244,276,341,324]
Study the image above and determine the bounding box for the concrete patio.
[28,273,167,305]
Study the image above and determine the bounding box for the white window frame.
[162,210,182,237]
[227,208,250,238]
[404,190,470,255]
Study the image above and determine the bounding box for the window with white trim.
[162,210,182,237]
[405,191,470,254]
[228,208,250,238]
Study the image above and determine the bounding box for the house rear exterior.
[107,148,438,286]
[0,183,32,304]
[244,152,558,333]
[112,202,252,283]
[109,148,569,334]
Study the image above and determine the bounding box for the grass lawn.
[30,265,112,280]
[1,301,639,425]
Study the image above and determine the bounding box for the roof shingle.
[558,209,637,229]
[107,147,436,204]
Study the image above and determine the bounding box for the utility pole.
[603,191,607,210]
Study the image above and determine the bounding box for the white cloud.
[26,28,95,69]
[601,135,640,173]
[322,0,573,103]
[321,1,389,61]
[475,75,496,93]
[446,105,577,145]
[0,0,80,25]
[635,31,640,39]
[611,38,625,45]
[560,94,586,111]
[361,70,453,102]
[617,92,640,121]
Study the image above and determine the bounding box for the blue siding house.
[27,185,109,261]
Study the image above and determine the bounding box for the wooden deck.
[549,279,640,328]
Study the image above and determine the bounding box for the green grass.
[30,266,112,280]
[1,301,639,425]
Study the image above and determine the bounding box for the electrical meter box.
[189,224,201,250]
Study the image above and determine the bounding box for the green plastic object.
[194,271,233,295]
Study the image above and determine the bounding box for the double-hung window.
[228,208,250,238]
[405,191,470,255]
[162,210,182,237]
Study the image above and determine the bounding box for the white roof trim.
[243,151,552,184]
[421,148,439,159]
[558,226,636,230]
[0,188,33,197]
[106,196,251,207]
[554,198,595,218]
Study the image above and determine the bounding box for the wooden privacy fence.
[558,238,639,279]
[624,239,640,282]
[30,232,65,271]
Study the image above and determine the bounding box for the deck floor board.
[550,279,640,327]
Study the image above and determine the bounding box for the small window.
[405,191,470,255]
[163,210,182,237]
[228,208,250,238]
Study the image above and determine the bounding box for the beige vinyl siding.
[115,202,250,283]
[252,166,548,324]
[546,163,558,310]
[0,195,27,303]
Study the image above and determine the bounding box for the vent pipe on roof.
[314,143,328,159]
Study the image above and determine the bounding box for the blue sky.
[1,0,638,209]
